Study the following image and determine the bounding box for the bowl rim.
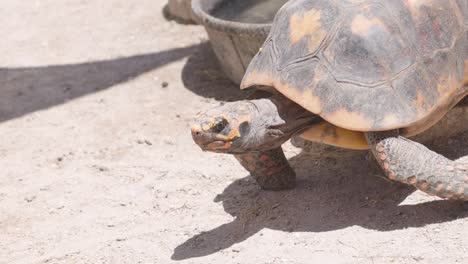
[191,0,273,36]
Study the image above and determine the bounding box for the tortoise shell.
[241,0,468,131]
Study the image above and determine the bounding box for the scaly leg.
[366,130,467,200]
[235,147,296,191]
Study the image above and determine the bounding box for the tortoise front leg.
[234,147,296,191]
[366,130,467,200]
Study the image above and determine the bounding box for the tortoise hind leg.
[234,147,296,191]
[365,130,467,200]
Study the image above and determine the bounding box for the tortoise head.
[191,97,319,154]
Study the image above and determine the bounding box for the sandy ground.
[0,1,467,263]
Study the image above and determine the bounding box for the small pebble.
[25,196,36,203]
[161,81,169,88]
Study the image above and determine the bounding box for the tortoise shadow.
[0,44,201,123]
[181,42,247,102]
[172,134,468,260]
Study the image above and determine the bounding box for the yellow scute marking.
[437,73,459,99]
[412,90,426,113]
[289,9,326,52]
[325,109,373,131]
[296,90,322,114]
[241,70,323,115]
[299,121,369,150]
[271,79,323,114]
[406,0,426,9]
[463,60,468,85]
[381,114,400,127]
[240,70,273,89]
[351,14,384,37]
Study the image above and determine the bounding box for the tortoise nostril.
[191,125,203,139]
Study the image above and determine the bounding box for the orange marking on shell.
[351,14,385,37]
[376,146,385,153]
[240,70,274,90]
[289,9,326,52]
[324,109,373,131]
[388,173,396,180]
[437,73,460,100]
[408,176,417,184]
[406,0,426,10]
[381,114,400,128]
[242,69,323,115]
[463,60,468,85]
[412,90,426,113]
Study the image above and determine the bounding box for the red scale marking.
[383,163,390,170]
[380,154,387,161]
[431,20,441,38]
[260,154,269,162]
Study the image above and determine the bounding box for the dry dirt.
[0,1,467,264]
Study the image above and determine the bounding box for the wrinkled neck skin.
[236,94,321,152]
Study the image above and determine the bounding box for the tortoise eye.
[212,119,228,133]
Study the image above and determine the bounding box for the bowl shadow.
[181,42,248,102]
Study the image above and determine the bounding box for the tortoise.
[191,0,468,200]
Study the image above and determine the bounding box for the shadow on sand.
[0,44,201,123]
[172,137,468,260]
[181,42,247,102]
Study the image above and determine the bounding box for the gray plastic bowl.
[192,0,272,84]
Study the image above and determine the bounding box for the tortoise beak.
[191,125,210,145]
